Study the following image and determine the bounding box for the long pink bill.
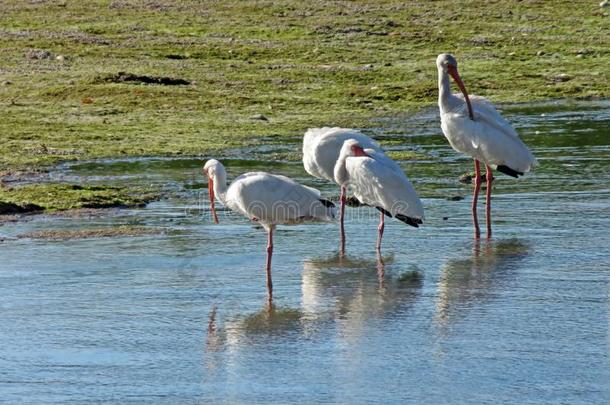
[208,178,219,224]
[339,186,346,257]
[447,66,474,121]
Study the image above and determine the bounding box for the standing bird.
[303,127,382,255]
[333,139,424,251]
[436,53,537,239]
[203,159,336,302]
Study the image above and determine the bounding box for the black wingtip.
[318,198,335,208]
[395,214,423,228]
[497,165,524,178]
[345,196,366,207]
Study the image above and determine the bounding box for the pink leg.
[266,228,273,303]
[376,210,385,251]
[485,164,494,239]
[339,186,346,256]
[472,160,482,239]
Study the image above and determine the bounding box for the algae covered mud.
[0,101,609,402]
[2,0,608,211]
[1,0,609,169]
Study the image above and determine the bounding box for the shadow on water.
[434,238,531,333]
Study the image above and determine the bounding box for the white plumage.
[344,149,424,221]
[302,127,382,254]
[203,159,335,302]
[437,53,537,176]
[436,53,537,238]
[225,172,335,228]
[334,139,424,250]
[303,127,382,181]
[440,94,537,174]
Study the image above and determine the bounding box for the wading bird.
[203,159,336,302]
[303,127,382,254]
[436,53,537,239]
[333,139,424,251]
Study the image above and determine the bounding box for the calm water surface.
[1,101,609,403]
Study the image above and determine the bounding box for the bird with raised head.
[436,53,537,239]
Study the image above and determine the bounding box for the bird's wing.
[302,127,382,182]
[442,97,537,173]
[364,149,404,176]
[228,173,335,225]
[454,93,520,138]
[303,128,334,178]
[346,156,424,220]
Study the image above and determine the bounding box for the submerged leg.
[485,164,494,239]
[266,227,274,303]
[376,210,385,251]
[376,249,385,285]
[339,186,346,256]
[472,159,482,239]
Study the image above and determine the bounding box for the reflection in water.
[235,304,303,335]
[205,303,305,346]
[435,238,530,331]
[203,255,423,392]
[204,253,423,355]
[301,253,423,338]
[205,305,221,353]
[204,302,306,372]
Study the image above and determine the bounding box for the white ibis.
[303,127,382,254]
[436,53,537,239]
[203,159,336,302]
[333,139,424,251]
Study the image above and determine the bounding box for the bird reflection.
[435,238,530,332]
[301,252,423,337]
[203,302,307,370]
[234,303,303,334]
[204,302,309,368]
[204,253,423,356]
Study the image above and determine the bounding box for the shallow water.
[1,100,609,403]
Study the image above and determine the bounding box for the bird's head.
[203,158,221,180]
[342,139,369,158]
[436,53,473,120]
[436,53,458,74]
[203,159,222,224]
[334,139,370,185]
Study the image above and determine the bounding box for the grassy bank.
[0,1,608,211]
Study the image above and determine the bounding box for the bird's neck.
[438,69,458,113]
[212,170,228,204]
[333,151,350,186]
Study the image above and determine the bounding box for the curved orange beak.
[447,65,474,121]
[206,174,219,224]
